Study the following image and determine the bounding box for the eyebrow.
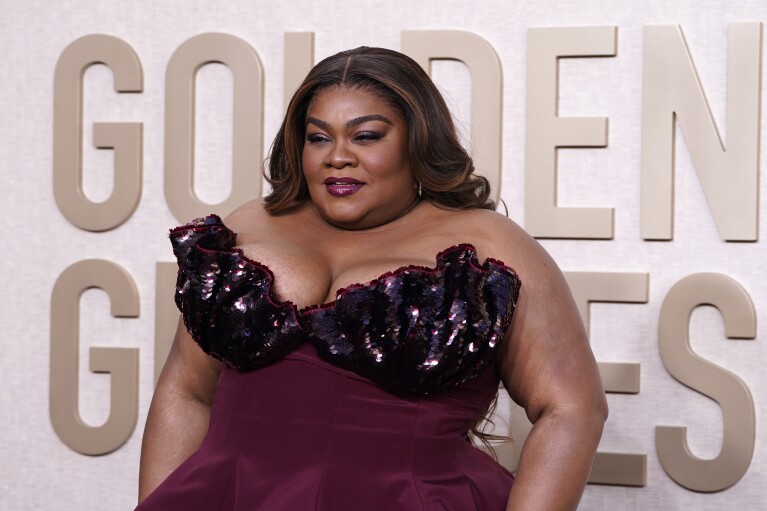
[306,114,394,130]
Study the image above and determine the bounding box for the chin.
[325,211,374,230]
[315,201,370,229]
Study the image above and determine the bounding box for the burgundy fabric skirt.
[136,344,513,510]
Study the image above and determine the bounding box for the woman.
[137,46,607,510]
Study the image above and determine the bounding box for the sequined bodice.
[171,214,521,395]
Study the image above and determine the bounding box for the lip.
[324,177,364,197]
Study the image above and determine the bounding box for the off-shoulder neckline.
[172,214,520,316]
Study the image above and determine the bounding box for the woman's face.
[302,86,417,230]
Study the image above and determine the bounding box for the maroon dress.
[136,215,521,510]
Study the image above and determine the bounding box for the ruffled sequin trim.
[300,243,519,314]
[170,215,306,370]
[170,214,522,394]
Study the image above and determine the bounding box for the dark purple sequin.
[170,214,521,395]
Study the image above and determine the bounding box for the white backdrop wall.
[2,0,766,509]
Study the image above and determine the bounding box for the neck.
[313,194,424,232]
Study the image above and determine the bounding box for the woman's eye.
[354,131,382,142]
[306,133,329,144]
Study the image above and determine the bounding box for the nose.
[324,141,358,169]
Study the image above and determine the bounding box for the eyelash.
[305,132,383,144]
[354,131,381,142]
[306,133,329,144]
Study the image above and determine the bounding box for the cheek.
[301,148,316,176]
[370,148,409,178]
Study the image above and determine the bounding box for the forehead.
[307,86,402,120]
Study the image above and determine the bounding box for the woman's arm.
[495,224,608,510]
[137,317,222,502]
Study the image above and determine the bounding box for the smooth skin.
[138,87,607,510]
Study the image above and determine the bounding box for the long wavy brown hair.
[264,46,494,212]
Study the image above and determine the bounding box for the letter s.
[656,273,756,491]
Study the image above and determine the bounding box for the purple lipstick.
[324,177,364,197]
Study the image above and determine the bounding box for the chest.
[237,237,444,308]
[171,214,521,395]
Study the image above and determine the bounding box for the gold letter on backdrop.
[283,32,314,112]
[525,26,616,239]
[565,271,648,487]
[50,260,140,455]
[53,35,143,232]
[165,33,264,222]
[500,272,649,486]
[401,30,503,205]
[565,271,646,394]
[642,23,762,241]
[657,273,756,491]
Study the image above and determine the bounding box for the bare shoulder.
[452,208,554,280]
[222,199,270,234]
